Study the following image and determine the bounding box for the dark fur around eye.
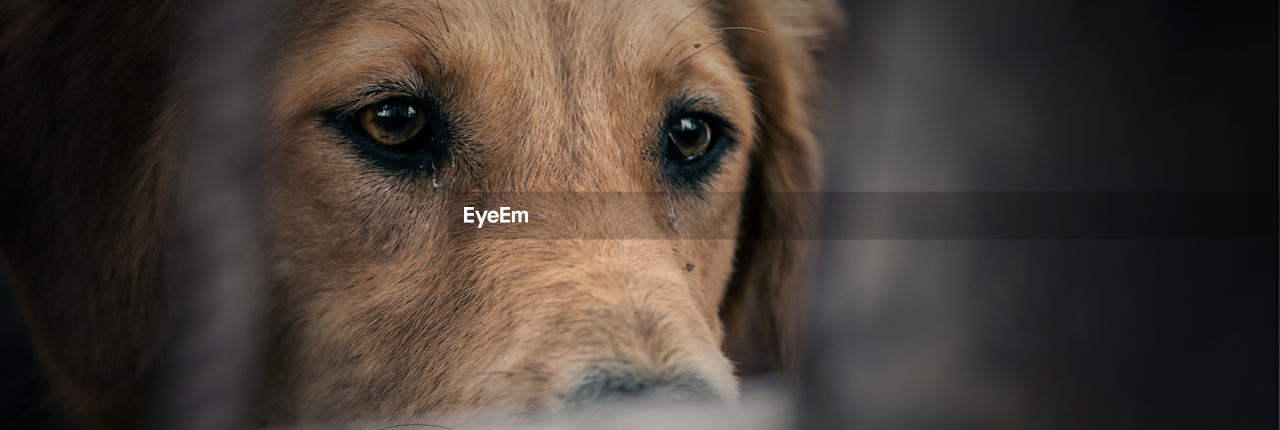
[658,99,737,190]
[327,94,451,178]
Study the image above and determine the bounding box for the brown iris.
[667,116,712,159]
[358,100,427,146]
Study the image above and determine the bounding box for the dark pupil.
[374,104,419,134]
[669,116,710,158]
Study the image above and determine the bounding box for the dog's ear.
[1,3,173,427]
[716,0,841,376]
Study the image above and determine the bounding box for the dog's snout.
[562,370,719,410]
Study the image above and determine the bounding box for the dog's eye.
[666,116,713,160]
[358,100,428,147]
[335,94,451,176]
[658,109,734,190]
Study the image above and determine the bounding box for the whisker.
[407,2,438,34]
[664,0,714,40]
[665,26,764,58]
[436,0,450,33]
[379,17,444,70]
[720,26,764,33]
[670,38,729,71]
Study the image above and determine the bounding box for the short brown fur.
[0,0,836,427]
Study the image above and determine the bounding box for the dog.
[0,0,837,427]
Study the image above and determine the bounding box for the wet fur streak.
[0,0,838,428]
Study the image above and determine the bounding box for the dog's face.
[0,0,832,427]
[258,0,828,424]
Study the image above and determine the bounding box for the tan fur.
[1,0,836,427]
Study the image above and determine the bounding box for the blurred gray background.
[804,0,1275,429]
[0,1,1274,429]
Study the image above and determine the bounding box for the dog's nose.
[561,370,719,410]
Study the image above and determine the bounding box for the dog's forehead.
[277,0,750,125]
[272,0,756,191]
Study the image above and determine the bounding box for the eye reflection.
[667,116,712,159]
[358,100,427,146]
